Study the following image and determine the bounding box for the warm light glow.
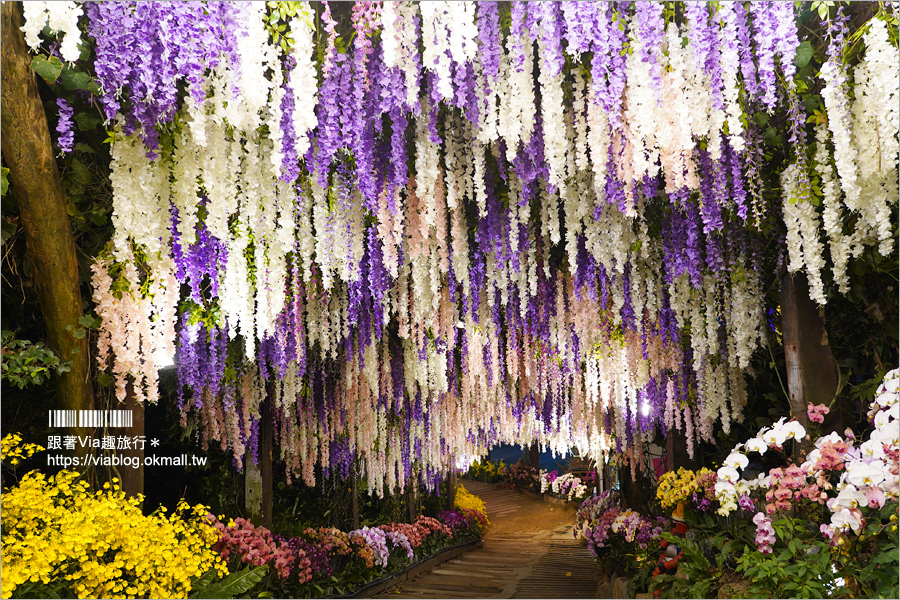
[153,347,175,368]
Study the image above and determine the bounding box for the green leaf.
[73,142,95,154]
[74,112,100,132]
[794,41,814,69]
[1,166,9,197]
[78,315,95,328]
[188,568,218,593]
[190,565,268,599]
[30,55,64,84]
[59,68,94,92]
[72,328,86,339]
[69,158,92,185]
[1,219,15,245]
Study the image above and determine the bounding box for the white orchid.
[717,466,740,484]
[844,460,888,489]
[745,437,768,454]
[816,431,845,448]
[762,426,788,448]
[782,420,807,441]
[831,507,863,532]
[860,439,887,461]
[835,485,868,509]
[724,452,750,470]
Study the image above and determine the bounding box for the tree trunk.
[260,391,274,529]
[1,3,93,442]
[781,272,839,451]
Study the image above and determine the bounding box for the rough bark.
[1,3,93,440]
[781,272,839,451]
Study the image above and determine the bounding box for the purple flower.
[590,3,627,126]
[86,2,237,154]
[686,2,724,110]
[532,1,565,78]
[632,2,665,92]
[476,2,501,93]
[730,1,759,100]
[55,98,74,154]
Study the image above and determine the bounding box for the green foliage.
[30,55,63,84]
[265,1,315,52]
[189,565,269,599]
[830,502,900,599]
[650,532,723,598]
[1,331,71,389]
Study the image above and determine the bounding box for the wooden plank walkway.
[374,480,598,599]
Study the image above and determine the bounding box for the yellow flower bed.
[1,433,44,466]
[454,483,490,527]
[655,467,716,510]
[1,437,225,599]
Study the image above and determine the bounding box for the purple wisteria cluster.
[55,98,74,154]
[85,2,238,155]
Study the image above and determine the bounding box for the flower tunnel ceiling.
[31,1,898,496]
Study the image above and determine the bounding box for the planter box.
[343,539,481,599]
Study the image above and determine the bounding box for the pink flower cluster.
[807,403,830,423]
[811,438,850,472]
[584,506,622,556]
[763,465,828,514]
[752,512,776,554]
[211,517,310,581]
[378,515,452,549]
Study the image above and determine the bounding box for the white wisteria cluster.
[21,1,83,62]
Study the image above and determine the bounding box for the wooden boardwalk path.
[375,480,598,599]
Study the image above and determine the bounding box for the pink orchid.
[807,403,830,423]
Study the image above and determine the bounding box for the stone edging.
[342,539,481,599]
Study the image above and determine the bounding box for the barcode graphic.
[49,410,133,428]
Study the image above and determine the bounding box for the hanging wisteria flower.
[21,1,83,62]
[55,98,74,154]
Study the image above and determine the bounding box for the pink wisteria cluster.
[18,2,896,494]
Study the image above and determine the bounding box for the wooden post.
[781,272,838,451]
[351,459,360,530]
[1,2,93,446]
[245,455,263,523]
[260,393,274,529]
[118,389,145,502]
[447,459,457,510]
[597,450,604,495]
